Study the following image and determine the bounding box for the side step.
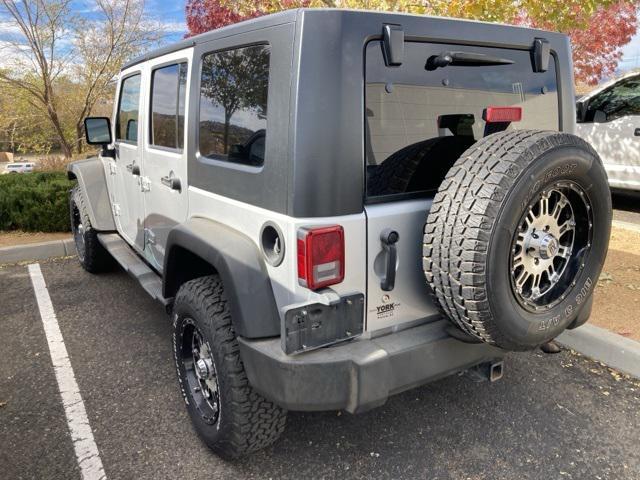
[97,233,171,307]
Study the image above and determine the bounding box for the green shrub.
[0,172,74,232]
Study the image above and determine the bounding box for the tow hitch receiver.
[465,360,505,383]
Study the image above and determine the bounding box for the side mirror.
[229,144,244,155]
[84,117,112,145]
[593,109,608,123]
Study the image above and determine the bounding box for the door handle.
[634,128,640,137]
[126,163,140,175]
[161,175,181,191]
[380,229,399,291]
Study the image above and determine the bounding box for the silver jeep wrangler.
[69,9,612,458]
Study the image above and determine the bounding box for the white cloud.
[0,19,22,41]
[0,20,22,37]
[159,20,187,34]
[0,39,32,68]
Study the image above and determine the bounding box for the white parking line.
[28,263,107,480]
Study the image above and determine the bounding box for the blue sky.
[146,0,187,43]
[0,0,188,54]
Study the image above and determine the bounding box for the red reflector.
[484,106,522,123]
[297,225,345,290]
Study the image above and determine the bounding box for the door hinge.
[112,203,121,217]
[140,176,151,192]
[144,228,156,245]
[109,161,117,175]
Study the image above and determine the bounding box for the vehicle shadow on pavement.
[613,191,640,214]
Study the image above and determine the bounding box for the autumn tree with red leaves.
[516,0,638,85]
[186,0,308,35]
[185,0,639,85]
[568,2,637,85]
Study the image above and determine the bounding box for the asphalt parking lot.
[1,257,640,480]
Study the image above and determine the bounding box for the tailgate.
[363,39,560,333]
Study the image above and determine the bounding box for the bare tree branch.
[0,0,162,156]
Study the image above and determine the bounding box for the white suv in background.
[576,71,640,192]
[2,162,35,174]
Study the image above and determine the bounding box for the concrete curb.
[612,220,640,234]
[0,238,76,265]
[557,324,640,379]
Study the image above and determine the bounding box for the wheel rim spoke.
[558,220,574,236]
[540,195,550,216]
[514,268,528,288]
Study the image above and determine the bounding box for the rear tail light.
[297,225,345,290]
[484,106,522,123]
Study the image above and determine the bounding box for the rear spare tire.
[423,131,611,351]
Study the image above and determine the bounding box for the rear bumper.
[238,319,504,413]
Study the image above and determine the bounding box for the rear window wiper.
[426,51,514,70]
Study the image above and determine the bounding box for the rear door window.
[365,41,559,200]
[150,63,188,150]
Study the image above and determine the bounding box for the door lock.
[161,175,181,192]
[126,163,140,175]
[380,229,399,291]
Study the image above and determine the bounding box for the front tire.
[69,186,111,273]
[172,275,287,458]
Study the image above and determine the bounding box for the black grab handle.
[380,229,399,291]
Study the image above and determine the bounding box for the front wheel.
[69,186,111,273]
[172,275,287,458]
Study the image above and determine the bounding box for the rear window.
[198,44,270,167]
[365,41,559,201]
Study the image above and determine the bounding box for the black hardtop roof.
[122,8,563,71]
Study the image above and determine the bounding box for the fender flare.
[164,218,280,339]
[67,157,116,231]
